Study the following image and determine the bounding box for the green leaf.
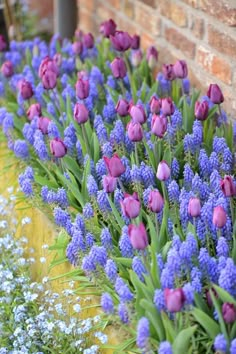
[210,290,229,343]
[147,215,158,252]
[140,299,165,341]
[213,285,236,306]
[107,196,125,230]
[191,307,220,339]
[172,326,197,354]
[161,312,176,342]
[194,293,211,315]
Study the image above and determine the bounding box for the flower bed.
[0,19,236,353]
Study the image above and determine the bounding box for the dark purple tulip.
[131,49,142,67]
[75,78,90,99]
[213,206,227,228]
[222,303,236,324]
[100,19,117,38]
[38,117,51,134]
[0,35,6,51]
[129,104,147,124]
[83,33,94,49]
[146,46,158,69]
[131,34,140,50]
[164,288,185,312]
[1,61,14,77]
[42,70,57,90]
[162,64,176,81]
[72,41,83,55]
[127,121,143,142]
[27,103,42,121]
[110,31,132,52]
[220,176,236,197]
[161,97,175,116]
[38,56,59,78]
[195,100,209,121]
[115,99,130,116]
[206,288,218,307]
[148,190,164,213]
[151,114,167,138]
[173,60,188,79]
[149,96,161,114]
[110,57,127,79]
[74,103,89,124]
[207,84,224,104]
[18,80,34,100]
[50,138,67,158]
[103,175,117,193]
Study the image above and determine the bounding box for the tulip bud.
[121,192,141,219]
[0,35,7,51]
[74,103,89,124]
[213,206,227,228]
[42,70,57,90]
[164,288,185,312]
[115,99,130,116]
[1,61,14,77]
[18,80,34,100]
[161,97,175,116]
[72,41,83,55]
[146,46,158,69]
[38,56,59,78]
[207,84,224,104]
[110,31,131,51]
[222,303,236,324]
[195,100,209,121]
[188,197,201,217]
[53,53,62,67]
[103,154,125,177]
[127,121,143,142]
[103,175,117,193]
[162,64,176,81]
[83,33,94,48]
[206,288,218,307]
[173,60,188,79]
[100,19,117,38]
[149,96,161,114]
[75,78,90,99]
[110,57,127,79]
[151,114,167,138]
[148,190,164,213]
[38,117,51,134]
[27,103,42,121]
[131,49,142,67]
[50,138,67,158]
[129,104,147,124]
[128,223,148,250]
[220,176,236,197]
[156,161,171,181]
[131,34,140,50]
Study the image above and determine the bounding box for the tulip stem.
[155,216,159,237]
[230,197,235,224]
[81,124,90,155]
[218,104,223,123]
[142,251,155,287]
[135,142,139,166]
[118,178,125,192]
[119,79,126,96]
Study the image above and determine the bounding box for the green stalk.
[81,123,90,156]
[135,142,139,166]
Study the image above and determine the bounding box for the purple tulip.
[115,99,130,116]
[207,84,224,104]
[38,117,51,134]
[127,121,143,142]
[131,49,142,67]
[149,96,161,114]
[83,33,94,48]
[103,175,117,193]
[146,46,158,69]
[222,303,236,324]
[110,57,127,79]
[213,206,227,228]
[173,60,188,79]
[161,97,175,116]
[162,64,176,81]
[188,197,201,217]
[110,30,131,52]
[18,80,34,100]
[164,288,185,312]
[103,154,125,177]
[0,35,6,51]
[42,70,57,90]
[27,103,42,121]
[131,34,140,50]
[195,100,209,121]
[74,103,89,124]
[75,78,90,99]
[128,223,148,250]
[72,41,83,55]
[100,19,117,38]
[129,104,147,124]
[38,56,59,79]
[151,114,167,138]
[156,161,171,181]
[1,61,14,77]
[220,176,236,197]
[75,29,83,40]
[121,192,141,219]
[50,138,67,158]
[148,190,164,213]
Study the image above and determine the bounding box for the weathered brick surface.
[208,26,236,60]
[135,5,161,35]
[138,0,157,8]
[199,0,236,26]
[190,16,204,39]
[165,27,196,58]
[159,1,188,27]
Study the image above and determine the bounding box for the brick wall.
[77,0,236,119]
[29,0,54,33]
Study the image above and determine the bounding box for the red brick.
[116,17,138,34]
[135,5,161,36]
[96,3,116,23]
[78,8,94,32]
[159,0,188,27]
[138,0,157,8]
[141,32,156,49]
[124,0,134,19]
[79,0,96,12]
[196,46,232,84]
[164,27,196,58]
[199,0,236,26]
[107,0,120,9]
[190,16,204,39]
[208,25,236,60]
[181,0,198,8]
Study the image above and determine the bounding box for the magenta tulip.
[110,30,131,52]
[222,303,236,324]
[75,78,90,99]
[115,99,130,116]
[110,57,127,79]
[38,117,51,134]
[72,41,83,55]
[74,103,89,124]
[148,190,164,213]
[1,61,14,77]
[121,192,141,219]
[103,154,125,177]
[207,84,224,104]
[146,46,158,69]
[188,197,201,217]
[151,114,167,138]
[42,70,57,90]
[220,176,236,197]
[27,103,42,121]
[164,288,185,312]
[100,19,117,38]
[156,161,171,181]
[131,34,140,50]
[0,35,6,51]
[128,223,148,250]
[162,64,176,81]
[129,104,147,124]
[18,80,33,100]
[38,56,59,78]
[127,121,143,142]
[50,138,67,158]
[83,33,94,48]
[213,206,227,228]
[149,96,161,114]
[173,60,188,79]
[161,97,175,116]
[103,175,117,193]
[195,100,209,121]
